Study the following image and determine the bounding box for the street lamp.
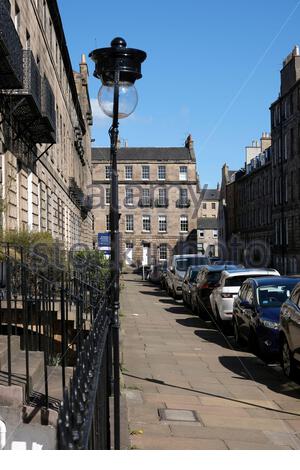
[89,37,146,449]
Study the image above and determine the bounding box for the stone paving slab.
[121,274,300,450]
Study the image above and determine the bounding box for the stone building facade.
[197,188,220,256]
[221,47,300,273]
[0,0,93,249]
[92,136,200,266]
[270,46,300,274]
[224,144,273,266]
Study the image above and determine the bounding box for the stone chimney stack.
[185,134,194,150]
[260,132,271,152]
[80,53,89,80]
[185,134,196,161]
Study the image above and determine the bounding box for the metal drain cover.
[158,408,198,422]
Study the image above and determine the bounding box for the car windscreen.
[225,274,276,287]
[257,285,294,307]
[190,270,201,282]
[206,272,222,283]
[176,258,209,271]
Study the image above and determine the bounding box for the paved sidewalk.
[120,274,300,450]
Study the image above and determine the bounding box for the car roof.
[173,254,208,260]
[202,265,237,273]
[222,269,280,278]
[188,265,204,271]
[247,276,300,287]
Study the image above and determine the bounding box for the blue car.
[232,276,300,358]
[279,282,300,379]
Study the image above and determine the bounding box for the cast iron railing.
[0,0,23,89]
[0,243,114,449]
[176,199,191,208]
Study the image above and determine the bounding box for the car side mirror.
[240,300,254,309]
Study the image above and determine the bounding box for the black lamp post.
[90,38,146,449]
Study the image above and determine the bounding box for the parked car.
[148,263,168,284]
[213,260,244,267]
[166,254,210,300]
[191,265,241,317]
[182,266,204,307]
[210,269,280,326]
[279,282,300,379]
[232,276,300,359]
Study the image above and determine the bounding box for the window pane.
[159,244,168,260]
[179,166,187,181]
[158,216,167,232]
[180,216,188,232]
[142,166,150,179]
[158,166,166,180]
[142,216,151,232]
[126,215,134,231]
[125,166,133,179]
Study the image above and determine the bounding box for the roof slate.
[92,147,192,161]
[198,218,219,229]
[200,188,220,201]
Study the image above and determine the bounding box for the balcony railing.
[69,177,84,207]
[0,1,23,89]
[176,199,191,208]
[74,126,85,165]
[69,177,92,218]
[2,50,41,125]
[81,195,93,219]
[28,75,56,144]
[154,198,169,208]
[138,198,153,208]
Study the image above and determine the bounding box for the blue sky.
[58,0,300,187]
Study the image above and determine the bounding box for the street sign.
[98,232,111,248]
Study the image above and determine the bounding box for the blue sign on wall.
[98,233,111,248]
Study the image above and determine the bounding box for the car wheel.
[215,307,223,326]
[191,298,197,315]
[233,318,243,345]
[281,337,297,380]
[248,329,260,356]
[172,288,179,300]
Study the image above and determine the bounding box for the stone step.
[35,365,73,403]
[0,350,44,397]
[0,335,21,367]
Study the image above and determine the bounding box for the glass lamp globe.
[98,81,138,119]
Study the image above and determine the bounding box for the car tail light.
[221,293,233,298]
[202,283,209,289]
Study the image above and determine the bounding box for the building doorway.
[125,242,134,265]
[142,243,150,267]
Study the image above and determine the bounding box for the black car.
[279,282,300,379]
[182,265,204,307]
[191,265,240,317]
[233,277,300,359]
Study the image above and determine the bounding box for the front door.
[125,243,133,265]
[142,244,150,267]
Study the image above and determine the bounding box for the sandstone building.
[197,188,220,256]
[270,46,300,274]
[92,136,200,266]
[0,0,93,248]
[221,47,300,273]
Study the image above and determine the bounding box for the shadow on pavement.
[194,328,237,351]
[219,355,300,398]
[159,298,180,305]
[139,290,170,298]
[123,372,300,417]
[164,305,192,315]
[176,317,214,329]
